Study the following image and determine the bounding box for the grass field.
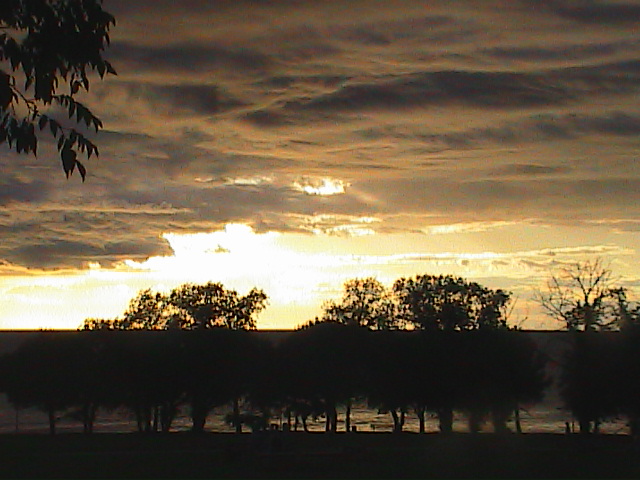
[1,432,639,478]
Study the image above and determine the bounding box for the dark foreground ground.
[1,432,639,479]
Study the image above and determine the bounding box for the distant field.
[1,432,639,478]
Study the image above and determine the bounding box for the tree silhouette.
[393,275,510,332]
[392,274,511,432]
[457,330,548,433]
[279,323,370,433]
[0,332,108,434]
[366,331,416,433]
[1,0,116,180]
[180,329,267,433]
[315,277,397,330]
[536,259,620,332]
[81,283,268,331]
[169,282,268,330]
[560,332,624,434]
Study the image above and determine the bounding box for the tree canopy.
[313,277,397,330]
[82,282,268,331]
[393,274,511,331]
[1,0,116,180]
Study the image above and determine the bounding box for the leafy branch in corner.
[0,0,116,181]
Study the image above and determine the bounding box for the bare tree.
[535,259,619,332]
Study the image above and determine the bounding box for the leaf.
[49,120,59,137]
[61,147,77,178]
[105,61,117,75]
[76,160,87,182]
[38,116,48,131]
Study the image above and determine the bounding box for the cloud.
[119,83,246,116]
[0,175,52,205]
[290,214,381,236]
[279,70,570,113]
[108,41,273,75]
[425,221,521,234]
[2,0,640,276]
[292,177,350,196]
[410,112,640,152]
[552,1,640,24]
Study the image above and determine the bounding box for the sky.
[1,0,640,330]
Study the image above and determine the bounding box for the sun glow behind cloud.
[292,177,350,196]
[0,220,638,330]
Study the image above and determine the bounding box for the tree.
[80,289,176,330]
[457,330,548,434]
[0,332,108,434]
[169,282,268,330]
[536,260,634,433]
[80,283,269,433]
[393,275,511,332]
[279,323,371,433]
[315,277,397,330]
[392,274,511,433]
[81,283,268,331]
[1,0,116,180]
[560,332,624,434]
[536,259,620,332]
[366,331,420,433]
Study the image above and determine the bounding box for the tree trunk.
[630,414,640,439]
[390,410,404,433]
[345,398,352,433]
[152,405,159,433]
[416,406,426,433]
[161,402,174,433]
[438,407,453,434]
[191,399,208,433]
[135,406,144,433]
[325,402,338,433]
[83,402,96,434]
[47,407,56,436]
[143,406,152,433]
[578,417,592,435]
[468,410,483,434]
[514,407,522,434]
[492,408,509,434]
[233,397,242,433]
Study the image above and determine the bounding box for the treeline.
[2,262,639,436]
[0,326,547,435]
[562,327,640,435]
